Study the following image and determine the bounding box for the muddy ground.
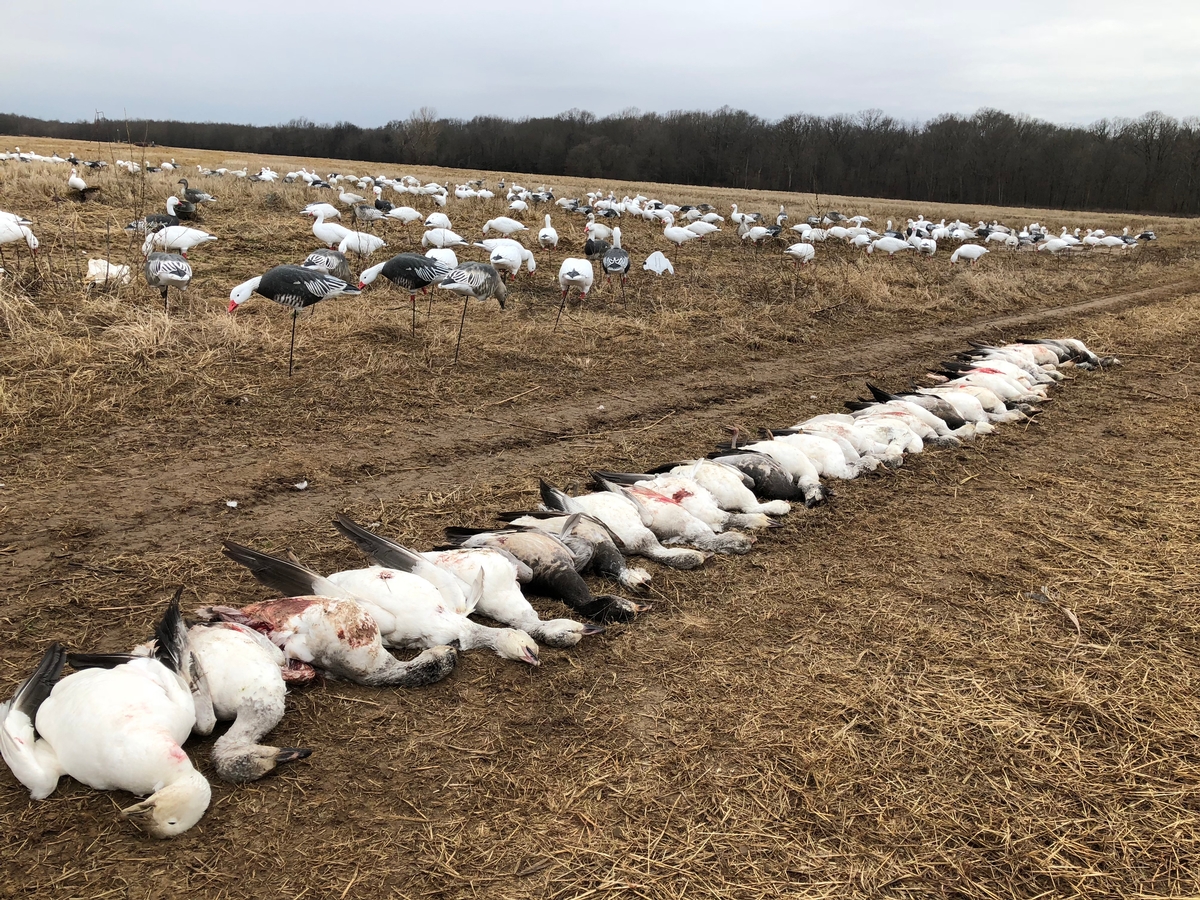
[0,141,1198,899]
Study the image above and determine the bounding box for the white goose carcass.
[1,599,213,838]
[538,480,710,569]
[220,542,540,665]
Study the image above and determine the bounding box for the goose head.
[530,619,605,649]
[213,744,313,783]
[495,628,540,665]
[228,276,261,312]
[121,769,211,838]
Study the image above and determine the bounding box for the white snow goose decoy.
[483,216,528,236]
[140,226,216,258]
[337,231,386,258]
[556,258,594,330]
[301,248,354,282]
[784,243,815,266]
[538,214,559,254]
[950,244,989,265]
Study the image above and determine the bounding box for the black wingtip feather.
[152,588,187,674]
[10,643,67,720]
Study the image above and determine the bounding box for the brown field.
[2,137,1199,899]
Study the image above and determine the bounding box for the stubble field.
[1,138,1199,899]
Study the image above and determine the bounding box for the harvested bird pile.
[1,335,1117,838]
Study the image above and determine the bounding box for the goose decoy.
[950,244,988,265]
[221,541,541,666]
[866,236,911,256]
[386,205,422,224]
[643,251,673,275]
[358,253,452,334]
[305,209,353,249]
[437,262,507,363]
[601,227,631,303]
[197,596,458,687]
[421,227,468,249]
[140,226,216,258]
[663,224,700,247]
[125,197,185,234]
[1,596,213,838]
[783,243,815,266]
[423,212,452,230]
[301,248,354,283]
[538,479,710,570]
[177,178,215,203]
[537,214,559,254]
[372,185,393,213]
[685,221,720,239]
[482,216,528,236]
[67,167,89,197]
[143,252,192,311]
[337,231,386,258]
[171,195,198,221]
[0,219,39,265]
[555,258,594,331]
[583,237,609,260]
[352,203,384,224]
[228,265,361,376]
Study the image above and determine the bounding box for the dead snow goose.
[197,596,457,687]
[538,480,709,569]
[221,542,541,666]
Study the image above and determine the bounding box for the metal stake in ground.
[228,265,361,377]
[435,262,507,365]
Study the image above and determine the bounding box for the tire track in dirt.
[4,277,1197,576]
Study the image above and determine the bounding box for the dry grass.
[1,137,1199,899]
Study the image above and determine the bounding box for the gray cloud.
[3,1,1197,128]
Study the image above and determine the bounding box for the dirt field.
[1,139,1199,899]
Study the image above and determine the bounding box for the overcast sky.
[3,2,1198,129]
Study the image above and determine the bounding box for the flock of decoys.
[1,328,1117,837]
[0,153,1159,341]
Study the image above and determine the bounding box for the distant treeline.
[3,106,1198,215]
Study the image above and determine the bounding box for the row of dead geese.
[0,336,1116,837]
